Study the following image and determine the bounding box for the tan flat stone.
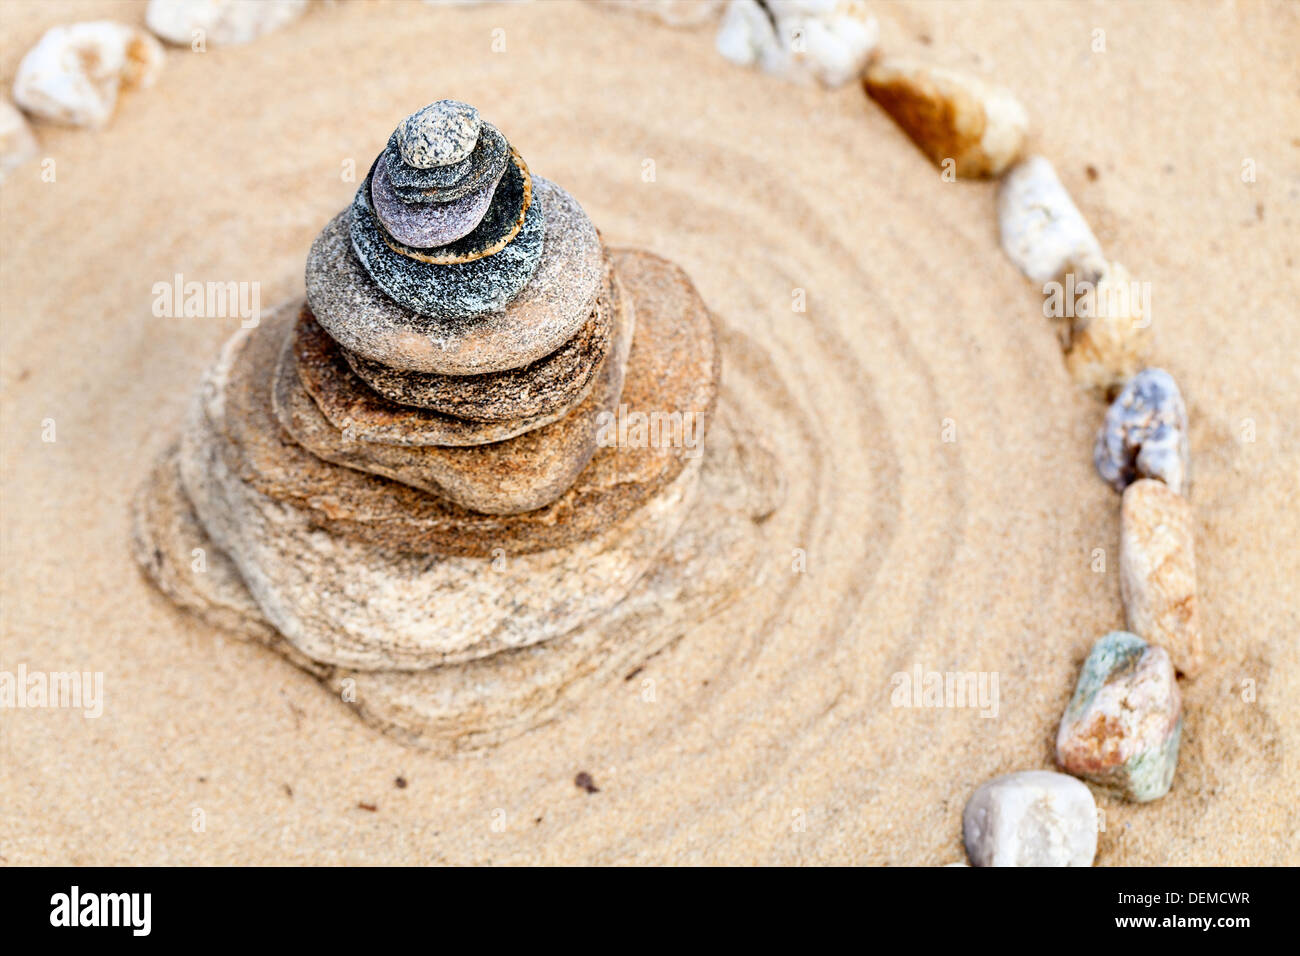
[137,404,782,751]
[306,178,604,375]
[179,386,703,670]
[130,443,332,679]
[131,443,279,646]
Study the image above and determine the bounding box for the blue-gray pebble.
[1094,368,1190,495]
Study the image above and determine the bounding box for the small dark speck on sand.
[281,691,305,729]
[919,34,932,45]
[1085,164,1099,181]
[283,783,294,798]
[534,816,543,825]
[1256,202,1264,221]
[624,666,644,682]
[197,776,207,783]
[358,802,378,812]
[574,772,600,794]
[395,776,408,789]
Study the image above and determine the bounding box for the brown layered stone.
[207,248,719,557]
[273,271,634,514]
[339,271,615,422]
[136,405,781,751]
[130,443,282,649]
[295,264,617,441]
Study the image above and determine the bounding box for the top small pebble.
[397,100,481,169]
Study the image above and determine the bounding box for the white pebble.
[716,0,878,88]
[12,22,164,129]
[147,0,309,47]
[0,100,38,182]
[998,155,1104,284]
[963,770,1097,867]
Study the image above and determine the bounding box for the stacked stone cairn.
[132,101,782,752]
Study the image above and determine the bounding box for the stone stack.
[133,102,782,751]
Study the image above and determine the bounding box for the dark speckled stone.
[349,161,544,319]
[385,123,509,203]
[386,136,471,193]
[307,177,603,375]
[370,151,531,264]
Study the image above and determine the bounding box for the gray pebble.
[341,268,615,421]
[1094,368,1190,495]
[306,177,604,375]
[397,99,480,168]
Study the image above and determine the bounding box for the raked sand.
[1,0,1297,865]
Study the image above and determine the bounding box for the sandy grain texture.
[2,0,1297,864]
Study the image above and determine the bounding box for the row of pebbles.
[615,1,1199,865]
[852,45,1196,867]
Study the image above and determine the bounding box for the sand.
[2,0,1297,865]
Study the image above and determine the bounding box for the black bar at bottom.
[0,866,1279,941]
